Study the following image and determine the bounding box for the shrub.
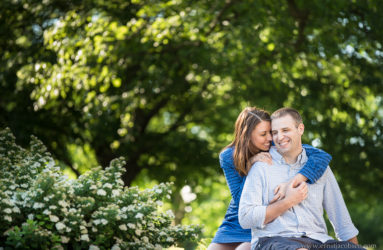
[0,128,202,249]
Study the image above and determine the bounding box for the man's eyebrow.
[272,126,289,131]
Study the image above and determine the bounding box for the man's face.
[271,115,304,155]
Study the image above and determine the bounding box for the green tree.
[1,0,383,245]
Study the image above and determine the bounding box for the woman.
[208,107,332,250]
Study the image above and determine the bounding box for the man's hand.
[348,236,358,245]
[284,181,308,207]
[264,181,308,224]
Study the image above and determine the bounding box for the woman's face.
[250,120,272,151]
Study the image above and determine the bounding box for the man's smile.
[277,139,290,147]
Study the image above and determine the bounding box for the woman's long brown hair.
[223,107,271,176]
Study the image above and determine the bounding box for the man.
[238,107,364,250]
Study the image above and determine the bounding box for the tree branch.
[62,155,81,177]
[206,0,237,37]
[286,0,309,51]
[167,76,212,133]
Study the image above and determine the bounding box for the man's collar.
[269,146,307,168]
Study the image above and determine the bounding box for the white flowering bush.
[0,128,202,249]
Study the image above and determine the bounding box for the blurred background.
[1,0,383,248]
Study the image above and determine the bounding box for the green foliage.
[5,220,61,249]
[3,0,383,193]
[180,175,231,243]
[0,128,202,249]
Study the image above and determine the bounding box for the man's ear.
[298,123,304,135]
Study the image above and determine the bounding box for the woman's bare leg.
[207,243,241,250]
[235,242,251,250]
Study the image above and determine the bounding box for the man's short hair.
[271,107,303,126]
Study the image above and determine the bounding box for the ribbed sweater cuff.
[299,167,316,184]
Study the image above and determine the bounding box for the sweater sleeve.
[219,147,245,205]
[300,144,332,184]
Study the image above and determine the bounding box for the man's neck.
[282,145,303,164]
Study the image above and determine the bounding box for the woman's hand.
[248,152,273,167]
[270,182,288,204]
[270,174,308,204]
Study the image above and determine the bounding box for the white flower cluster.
[0,128,201,249]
